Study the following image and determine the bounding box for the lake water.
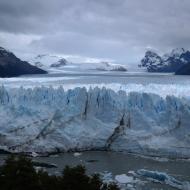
[1,151,190,190]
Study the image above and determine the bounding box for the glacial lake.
[0,151,190,190]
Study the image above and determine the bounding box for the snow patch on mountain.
[0,86,189,158]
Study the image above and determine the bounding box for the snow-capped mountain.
[0,86,190,158]
[29,54,127,73]
[0,47,47,77]
[139,48,190,72]
[29,54,69,69]
[139,51,162,69]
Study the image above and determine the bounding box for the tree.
[0,155,120,190]
[89,174,103,190]
[38,170,61,190]
[61,165,90,190]
[0,155,41,190]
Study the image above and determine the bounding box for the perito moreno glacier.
[0,85,190,158]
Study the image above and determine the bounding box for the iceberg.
[137,169,190,190]
[115,174,134,184]
[0,85,190,158]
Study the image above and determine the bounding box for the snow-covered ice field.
[0,72,190,98]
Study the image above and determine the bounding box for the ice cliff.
[0,86,190,158]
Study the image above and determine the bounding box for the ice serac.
[0,86,190,158]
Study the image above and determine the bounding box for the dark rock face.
[50,58,68,68]
[140,48,190,72]
[175,64,190,75]
[0,47,47,77]
[139,51,162,68]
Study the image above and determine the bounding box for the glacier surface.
[28,54,127,73]
[0,86,190,158]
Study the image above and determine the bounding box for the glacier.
[0,85,190,158]
[28,54,127,73]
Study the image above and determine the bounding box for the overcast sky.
[0,0,190,64]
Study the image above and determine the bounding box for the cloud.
[0,0,190,63]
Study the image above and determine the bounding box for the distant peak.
[145,50,159,56]
[0,47,6,51]
[0,46,13,57]
[0,46,10,52]
[170,48,186,56]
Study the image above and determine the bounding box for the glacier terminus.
[0,85,190,158]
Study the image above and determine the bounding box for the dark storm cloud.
[0,0,190,62]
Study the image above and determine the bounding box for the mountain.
[0,86,189,158]
[139,48,190,72]
[175,63,190,75]
[0,47,47,77]
[29,54,69,69]
[29,54,127,73]
[140,51,162,69]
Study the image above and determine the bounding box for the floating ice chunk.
[137,169,190,190]
[30,152,39,157]
[101,172,114,184]
[128,171,136,176]
[115,174,134,184]
[73,152,82,157]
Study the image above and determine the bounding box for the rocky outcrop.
[50,58,68,68]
